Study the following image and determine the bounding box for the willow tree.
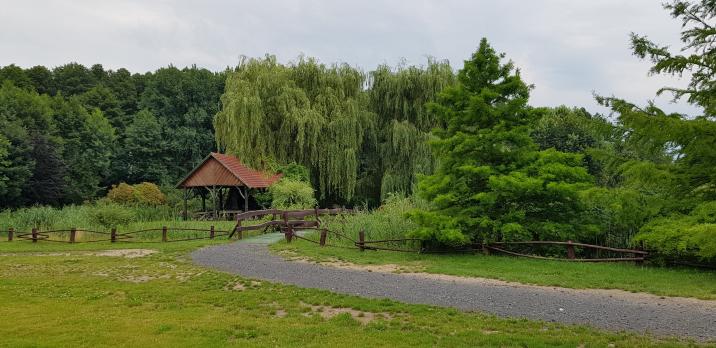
[214,56,455,205]
[369,60,455,200]
[214,56,373,202]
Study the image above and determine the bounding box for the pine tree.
[410,39,594,246]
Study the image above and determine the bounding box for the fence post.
[32,228,38,243]
[111,228,117,243]
[70,228,77,243]
[358,229,365,251]
[285,224,293,243]
[210,225,215,239]
[162,226,168,242]
[7,227,13,242]
[320,229,327,247]
[238,229,243,240]
[482,244,490,256]
[566,240,576,259]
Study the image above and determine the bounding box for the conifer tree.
[410,39,594,246]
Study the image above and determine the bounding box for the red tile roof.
[210,153,282,188]
[177,153,282,188]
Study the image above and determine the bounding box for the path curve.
[191,234,716,341]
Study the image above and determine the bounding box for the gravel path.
[191,234,716,341]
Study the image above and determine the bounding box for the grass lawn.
[271,238,716,300]
[0,239,703,347]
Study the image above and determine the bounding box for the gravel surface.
[191,234,716,341]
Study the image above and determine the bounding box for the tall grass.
[320,195,428,247]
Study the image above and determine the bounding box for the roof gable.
[177,153,282,188]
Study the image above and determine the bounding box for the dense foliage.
[214,56,454,206]
[0,64,225,207]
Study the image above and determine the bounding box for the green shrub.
[133,182,166,205]
[88,203,135,228]
[6,205,60,230]
[106,182,166,206]
[634,201,716,262]
[107,183,135,204]
[269,179,317,209]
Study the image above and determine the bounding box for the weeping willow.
[214,55,455,204]
[369,59,455,200]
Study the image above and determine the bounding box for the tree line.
[0,63,225,207]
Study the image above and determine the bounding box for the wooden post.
[31,228,38,243]
[210,225,215,239]
[319,229,327,247]
[285,224,293,243]
[111,228,117,243]
[358,229,365,251]
[7,227,13,242]
[244,187,249,213]
[482,244,490,255]
[566,240,576,260]
[183,188,188,221]
[238,229,243,240]
[70,228,77,243]
[162,226,168,242]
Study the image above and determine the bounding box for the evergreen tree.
[410,39,594,246]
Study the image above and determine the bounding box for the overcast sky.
[0,0,702,115]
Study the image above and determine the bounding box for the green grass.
[271,237,716,300]
[0,239,702,347]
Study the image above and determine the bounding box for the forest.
[1,0,715,265]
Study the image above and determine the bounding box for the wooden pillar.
[70,228,77,243]
[201,191,206,212]
[566,240,576,260]
[218,188,224,213]
[285,224,293,243]
[358,229,365,251]
[7,227,14,242]
[183,188,188,221]
[244,187,249,212]
[162,226,168,242]
[31,228,38,243]
[319,229,327,247]
[111,228,117,243]
[210,225,215,239]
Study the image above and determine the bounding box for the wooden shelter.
[176,152,282,220]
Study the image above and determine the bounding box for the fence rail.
[2,226,235,244]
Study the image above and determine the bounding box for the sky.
[0,0,702,116]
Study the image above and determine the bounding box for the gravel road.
[191,234,716,341]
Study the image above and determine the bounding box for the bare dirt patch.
[91,249,157,258]
[300,302,395,324]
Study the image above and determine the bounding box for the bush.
[107,183,135,204]
[133,182,166,205]
[88,203,136,228]
[634,201,716,263]
[106,182,166,206]
[269,179,317,209]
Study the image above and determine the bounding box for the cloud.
[0,0,702,115]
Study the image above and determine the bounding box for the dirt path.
[191,234,716,341]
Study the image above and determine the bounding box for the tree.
[51,96,116,203]
[630,0,716,117]
[410,39,595,246]
[53,63,96,96]
[369,61,455,202]
[25,65,53,95]
[214,56,372,204]
[22,134,66,205]
[0,65,33,91]
[0,81,52,206]
[119,109,167,183]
